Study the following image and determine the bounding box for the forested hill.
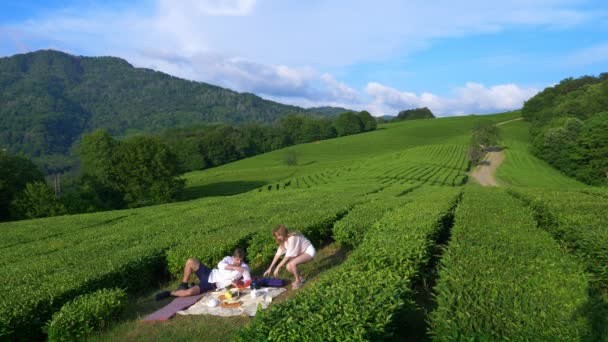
[0,50,345,167]
[522,73,608,185]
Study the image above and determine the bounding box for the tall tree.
[574,111,608,185]
[0,151,44,221]
[110,136,185,207]
[79,130,118,185]
[334,112,363,136]
[10,181,67,220]
[358,111,377,131]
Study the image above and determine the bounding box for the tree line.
[522,73,608,185]
[0,111,376,222]
[160,111,376,173]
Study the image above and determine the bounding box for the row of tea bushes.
[45,288,126,342]
[429,187,591,340]
[509,188,608,289]
[239,186,460,341]
[332,183,420,248]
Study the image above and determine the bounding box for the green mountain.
[0,50,347,170]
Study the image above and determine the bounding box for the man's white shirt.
[208,256,251,289]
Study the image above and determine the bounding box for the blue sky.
[1,0,607,116]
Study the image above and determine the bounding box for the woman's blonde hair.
[272,224,295,243]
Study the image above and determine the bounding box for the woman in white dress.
[263,224,316,289]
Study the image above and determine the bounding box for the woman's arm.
[264,253,282,276]
[273,256,292,277]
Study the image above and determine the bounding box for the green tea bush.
[45,288,126,341]
[509,188,608,289]
[430,187,591,340]
[239,186,459,341]
[332,184,417,248]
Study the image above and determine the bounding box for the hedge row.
[239,186,460,341]
[429,187,591,340]
[333,183,419,248]
[45,288,126,341]
[509,188,608,289]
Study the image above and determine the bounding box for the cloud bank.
[0,0,599,116]
[365,82,540,117]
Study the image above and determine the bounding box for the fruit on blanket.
[225,292,233,299]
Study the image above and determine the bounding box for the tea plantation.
[1,111,606,341]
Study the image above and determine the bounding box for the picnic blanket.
[142,294,205,322]
[177,287,286,317]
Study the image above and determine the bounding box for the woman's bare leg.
[286,253,313,287]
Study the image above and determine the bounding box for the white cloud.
[319,74,359,102]
[159,0,256,16]
[134,50,317,97]
[365,82,540,117]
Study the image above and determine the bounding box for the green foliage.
[9,181,67,220]
[239,186,460,341]
[334,111,364,136]
[392,107,435,122]
[522,73,608,185]
[357,110,377,131]
[45,288,126,341]
[0,151,44,221]
[466,120,501,165]
[0,50,346,169]
[471,120,500,146]
[284,150,298,166]
[496,119,587,188]
[430,187,591,340]
[575,112,608,185]
[79,129,117,184]
[0,111,556,340]
[60,175,124,213]
[76,132,185,209]
[157,118,338,174]
[510,188,608,292]
[333,183,417,248]
[110,136,185,207]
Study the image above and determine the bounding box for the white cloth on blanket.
[177,287,286,317]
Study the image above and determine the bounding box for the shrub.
[44,288,126,341]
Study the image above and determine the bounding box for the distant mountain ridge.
[0,49,350,170]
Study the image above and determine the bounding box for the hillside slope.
[2,111,604,342]
[0,50,345,169]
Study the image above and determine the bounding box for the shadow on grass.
[179,181,267,201]
[580,285,608,341]
[385,195,459,342]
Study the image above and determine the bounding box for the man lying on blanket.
[156,248,251,300]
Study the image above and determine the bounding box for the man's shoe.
[155,291,171,301]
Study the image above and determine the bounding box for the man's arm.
[218,257,245,273]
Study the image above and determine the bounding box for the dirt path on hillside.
[470,151,505,186]
[496,117,523,126]
[469,117,521,186]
